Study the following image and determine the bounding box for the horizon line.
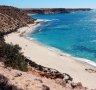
[0,5,96,9]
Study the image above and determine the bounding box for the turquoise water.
[29,10,96,64]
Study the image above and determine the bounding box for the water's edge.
[25,23,96,67]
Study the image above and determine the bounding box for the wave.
[73,57,96,67]
[26,37,35,40]
[47,46,96,67]
[26,36,96,67]
[44,19,59,22]
[46,46,71,57]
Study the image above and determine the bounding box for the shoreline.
[26,36,96,67]
[4,20,96,89]
[26,22,96,68]
[27,17,96,68]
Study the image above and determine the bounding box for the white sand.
[4,22,96,89]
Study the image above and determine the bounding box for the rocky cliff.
[23,8,91,14]
[0,6,35,34]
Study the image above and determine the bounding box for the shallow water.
[29,10,96,64]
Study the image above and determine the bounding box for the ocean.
[28,10,96,66]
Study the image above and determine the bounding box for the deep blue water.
[29,10,96,64]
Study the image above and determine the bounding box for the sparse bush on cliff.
[0,6,36,71]
[0,36,28,71]
[4,44,28,71]
[0,74,23,90]
[0,34,4,44]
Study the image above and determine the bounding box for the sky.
[0,0,96,8]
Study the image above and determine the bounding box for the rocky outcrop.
[0,6,35,34]
[26,59,87,90]
[0,61,87,90]
[23,8,91,14]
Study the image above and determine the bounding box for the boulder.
[42,84,50,90]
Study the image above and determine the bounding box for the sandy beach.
[4,20,96,89]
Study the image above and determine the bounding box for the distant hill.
[0,6,35,34]
[23,8,92,14]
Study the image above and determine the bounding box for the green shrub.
[0,36,28,71]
